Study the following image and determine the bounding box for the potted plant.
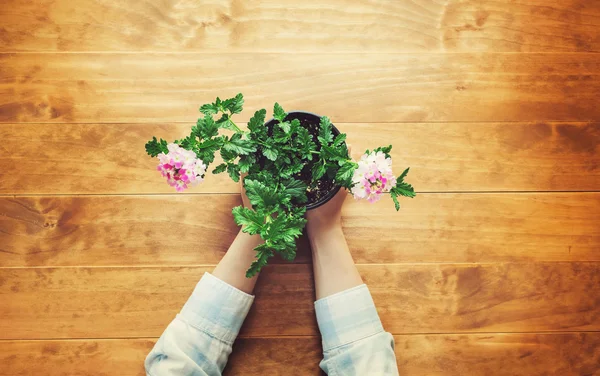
[145,94,415,277]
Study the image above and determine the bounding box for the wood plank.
[1,53,599,123]
[0,0,598,53]
[1,193,598,267]
[1,333,599,376]
[0,263,598,339]
[0,339,153,376]
[1,122,599,194]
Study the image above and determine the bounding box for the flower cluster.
[350,151,397,203]
[157,143,206,192]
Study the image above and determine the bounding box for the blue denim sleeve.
[315,284,399,376]
[145,273,254,376]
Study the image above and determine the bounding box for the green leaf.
[244,179,279,208]
[296,127,316,160]
[397,167,410,182]
[196,137,222,164]
[223,136,257,155]
[283,179,307,202]
[199,103,218,116]
[289,119,300,134]
[374,145,393,158]
[391,192,401,211]
[320,144,346,162]
[145,137,168,157]
[262,147,278,161]
[220,146,237,162]
[222,93,244,114]
[318,116,333,144]
[212,163,227,174]
[312,162,326,180]
[246,244,273,278]
[232,206,264,235]
[194,115,219,139]
[335,162,356,186]
[391,181,416,198]
[280,162,304,179]
[248,109,267,134]
[267,214,305,245]
[279,121,291,134]
[238,155,256,173]
[178,135,196,150]
[333,133,347,147]
[227,163,241,182]
[273,103,287,122]
[216,114,238,131]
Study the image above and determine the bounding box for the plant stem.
[229,118,243,133]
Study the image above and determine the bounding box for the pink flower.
[350,151,397,203]
[157,143,206,192]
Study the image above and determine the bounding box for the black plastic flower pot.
[263,111,345,211]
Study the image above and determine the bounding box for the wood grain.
[2,333,598,376]
[1,263,598,339]
[1,193,598,267]
[0,0,598,52]
[1,122,598,194]
[0,339,153,376]
[2,53,599,123]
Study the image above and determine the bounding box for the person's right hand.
[306,145,352,237]
[305,186,348,236]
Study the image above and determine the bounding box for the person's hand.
[306,186,347,236]
[240,174,252,209]
[306,145,352,237]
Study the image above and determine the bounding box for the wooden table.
[0,1,599,375]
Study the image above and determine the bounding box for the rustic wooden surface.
[2,333,599,376]
[2,53,600,123]
[0,0,598,374]
[1,122,598,194]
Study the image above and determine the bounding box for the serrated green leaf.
[244,179,279,208]
[227,163,241,182]
[283,179,307,202]
[318,116,333,144]
[335,162,356,186]
[248,109,267,134]
[279,121,291,134]
[391,192,400,211]
[216,114,238,131]
[373,145,393,158]
[391,181,416,198]
[320,144,347,161]
[273,103,287,122]
[398,167,410,182]
[199,103,218,116]
[223,137,257,155]
[195,115,219,139]
[312,162,326,180]
[289,119,300,134]
[222,93,244,114]
[232,206,264,235]
[262,147,278,161]
[246,244,273,277]
[238,155,256,173]
[212,163,227,174]
[333,133,347,146]
[280,162,304,179]
[220,146,237,162]
[145,137,169,157]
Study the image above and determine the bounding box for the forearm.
[308,225,363,300]
[212,230,263,294]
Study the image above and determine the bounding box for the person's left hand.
[240,174,252,209]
